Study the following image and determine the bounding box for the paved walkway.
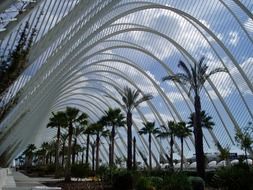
[12,171,46,188]
[12,170,62,189]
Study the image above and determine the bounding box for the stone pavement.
[10,170,62,190]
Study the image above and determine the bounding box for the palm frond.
[162,75,182,83]
[104,94,125,110]
[138,128,147,135]
[198,56,205,70]
[134,93,153,108]
[156,131,170,138]
[178,60,192,79]
[206,67,228,79]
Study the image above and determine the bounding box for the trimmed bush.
[188,176,205,190]
[112,170,134,190]
[161,172,192,190]
[71,163,89,179]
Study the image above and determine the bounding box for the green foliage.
[136,176,153,190]
[211,164,253,190]
[188,176,205,190]
[235,123,253,154]
[112,170,134,190]
[161,172,192,190]
[71,163,89,179]
[188,110,214,130]
[46,164,56,174]
[148,176,163,189]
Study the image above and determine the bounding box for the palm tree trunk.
[109,143,112,166]
[133,137,136,170]
[86,134,90,164]
[49,152,52,164]
[46,154,49,165]
[127,111,132,170]
[62,144,65,167]
[92,143,95,171]
[111,125,115,167]
[170,134,174,170]
[72,138,77,165]
[96,133,100,172]
[245,148,248,166]
[149,133,152,170]
[194,94,205,179]
[55,126,60,177]
[180,137,183,171]
[65,123,73,182]
[81,151,84,164]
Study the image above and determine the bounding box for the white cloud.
[228,31,239,46]
[199,20,211,29]
[244,18,253,33]
[97,63,161,97]
[206,57,253,99]
[113,9,209,60]
[165,91,185,103]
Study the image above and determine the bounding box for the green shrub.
[71,163,89,179]
[188,176,204,190]
[45,164,55,174]
[162,172,192,190]
[148,176,163,189]
[136,176,153,190]
[211,164,253,190]
[112,170,134,190]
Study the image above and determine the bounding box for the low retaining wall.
[0,168,16,190]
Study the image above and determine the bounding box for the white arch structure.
[0,0,252,166]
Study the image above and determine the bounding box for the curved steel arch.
[43,20,244,143]
[52,86,160,165]
[0,0,252,165]
[50,36,235,146]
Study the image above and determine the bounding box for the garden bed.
[43,181,111,190]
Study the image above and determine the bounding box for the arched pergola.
[0,0,252,166]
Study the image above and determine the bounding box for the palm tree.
[48,141,56,164]
[156,121,178,170]
[216,143,230,166]
[83,124,96,165]
[90,121,109,172]
[108,86,153,170]
[139,121,160,170]
[23,144,36,168]
[115,156,124,168]
[174,122,192,171]
[102,107,125,167]
[73,144,82,163]
[64,107,88,182]
[188,110,215,131]
[60,133,68,167]
[162,57,227,178]
[40,142,49,165]
[235,126,253,165]
[79,146,86,164]
[72,123,87,164]
[47,111,67,176]
[91,141,96,171]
